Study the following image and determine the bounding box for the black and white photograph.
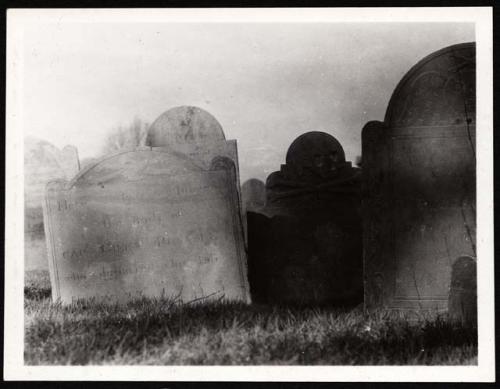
[4,7,494,382]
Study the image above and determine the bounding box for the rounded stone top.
[451,255,476,290]
[147,106,225,147]
[285,131,346,169]
[385,42,475,128]
[242,178,266,206]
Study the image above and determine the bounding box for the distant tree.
[355,155,362,168]
[102,117,149,154]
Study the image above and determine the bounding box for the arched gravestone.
[43,148,250,304]
[25,137,80,270]
[146,106,239,176]
[240,178,266,245]
[247,132,363,306]
[241,179,266,212]
[147,106,244,222]
[362,43,476,316]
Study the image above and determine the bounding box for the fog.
[22,22,474,182]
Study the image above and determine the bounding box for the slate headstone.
[362,42,476,316]
[25,137,80,270]
[43,148,250,304]
[247,131,362,306]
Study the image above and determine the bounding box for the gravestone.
[362,43,476,317]
[448,256,477,327]
[147,105,244,222]
[247,132,362,306]
[240,178,266,244]
[43,148,250,304]
[241,179,266,213]
[146,106,239,176]
[25,137,80,270]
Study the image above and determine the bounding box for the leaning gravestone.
[247,132,363,306]
[25,137,80,270]
[362,42,476,317]
[43,148,250,304]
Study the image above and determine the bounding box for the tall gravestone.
[25,137,80,270]
[247,132,363,306]
[43,148,250,304]
[147,105,244,221]
[362,42,476,317]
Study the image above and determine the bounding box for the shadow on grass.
[24,270,477,365]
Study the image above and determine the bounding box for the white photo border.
[4,7,494,382]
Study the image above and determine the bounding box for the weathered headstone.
[147,105,244,225]
[448,256,477,327]
[241,179,266,212]
[146,106,239,175]
[247,131,362,306]
[362,43,476,317]
[43,148,250,304]
[25,137,80,270]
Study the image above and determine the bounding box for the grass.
[25,270,477,365]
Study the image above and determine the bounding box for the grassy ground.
[25,270,477,365]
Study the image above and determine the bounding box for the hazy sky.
[22,22,474,182]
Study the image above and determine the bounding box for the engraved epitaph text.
[43,149,249,304]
